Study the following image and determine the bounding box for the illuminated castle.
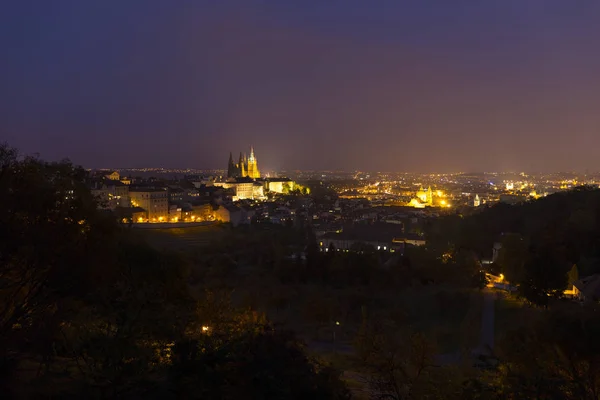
[227,147,260,179]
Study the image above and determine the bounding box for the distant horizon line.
[89,167,598,176]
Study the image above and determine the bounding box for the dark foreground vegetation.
[429,185,600,306]
[4,142,600,399]
[0,145,349,399]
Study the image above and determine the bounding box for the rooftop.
[130,187,167,193]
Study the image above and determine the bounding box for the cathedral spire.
[228,147,259,179]
[227,152,236,178]
[234,152,244,177]
[246,146,260,179]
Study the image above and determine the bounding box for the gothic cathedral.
[227,147,260,179]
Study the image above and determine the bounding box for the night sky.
[2,1,600,172]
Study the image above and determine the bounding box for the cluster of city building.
[89,153,599,257]
[326,171,596,211]
[308,172,597,255]
[88,147,297,225]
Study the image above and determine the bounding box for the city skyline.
[2,1,600,172]
[96,166,600,178]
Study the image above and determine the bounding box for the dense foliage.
[0,144,349,399]
[424,187,600,398]
[7,139,600,399]
[427,186,600,305]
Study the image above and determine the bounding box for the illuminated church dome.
[415,186,433,205]
[408,186,438,208]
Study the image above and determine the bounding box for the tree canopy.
[0,144,349,398]
[427,186,600,304]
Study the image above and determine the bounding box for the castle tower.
[417,186,427,203]
[246,146,260,179]
[238,152,247,177]
[427,187,433,205]
[227,152,235,178]
[227,152,242,178]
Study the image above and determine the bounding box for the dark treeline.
[0,144,350,399]
[428,186,600,306]
[426,186,600,399]
[6,140,600,399]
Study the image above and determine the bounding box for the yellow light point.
[202,326,210,332]
[440,200,447,206]
[158,217,164,222]
[137,217,144,222]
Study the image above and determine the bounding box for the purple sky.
[2,1,600,172]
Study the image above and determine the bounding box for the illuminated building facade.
[227,147,260,179]
[90,180,130,210]
[406,186,451,208]
[233,181,255,200]
[214,178,265,201]
[266,178,295,194]
[408,186,434,208]
[129,188,169,222]
[417,186,433,205]
[105,171,120,181]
